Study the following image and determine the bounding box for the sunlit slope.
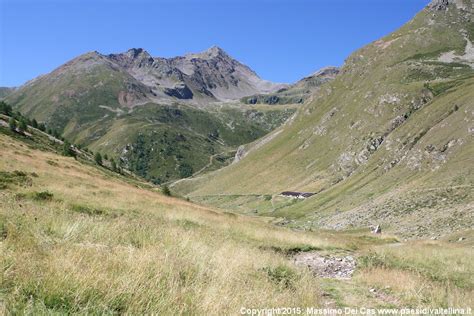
[0,132,328,313]
[174,2,474,236]
[1,119,472,312]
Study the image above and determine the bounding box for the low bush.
[32,191,54,201]
[262,265,297,289]
[70,203,105,216]
[0,170,32,189]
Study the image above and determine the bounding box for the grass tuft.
[69,203,106,216]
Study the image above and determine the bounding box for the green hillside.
[174,1,474,238]
[1,107,473,313]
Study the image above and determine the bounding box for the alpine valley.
[173,0,474,239]
[1,0,474,312]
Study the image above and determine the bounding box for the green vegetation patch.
[12,190,54,202]
[32,191,54,201]
[261,265,298,289]
[424,80,465,96]
[70,203,106,216]
[467,22,474,42]
[0,170,33,189]
[176,219,201,230]
[0,219,7,240]
[261,244,323,256]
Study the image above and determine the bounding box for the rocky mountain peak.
[107,48,154,69]
[205,45,227,57]
[124,48,153,61]
[428,0,450,10]
[311,66,340,79]
[185,45,231,61]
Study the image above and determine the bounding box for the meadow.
[0,131,472,314]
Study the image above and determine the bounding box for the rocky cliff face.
[104,46,285,105]
[429,0,451,10]
[241,66,339,105]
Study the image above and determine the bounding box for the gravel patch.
[293,252,356,279]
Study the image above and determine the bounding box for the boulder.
[372,225,382,234]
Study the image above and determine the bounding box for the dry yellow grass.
[356,267,473,308]
[0,134,325,314]
[1,133,473,313]
[354,241,474,308]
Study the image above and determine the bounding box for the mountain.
[174,0,474,238]
[4,47,297,182]
[0,87,15,99]
[4,45,339,184]
[6,46,285,113]
[106,46,286,104]
[4,46,288,121]
[241,67,339,105]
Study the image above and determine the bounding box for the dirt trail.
[292,252,356,279]
[170,150,233,187]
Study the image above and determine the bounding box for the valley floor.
[0,131,473,314]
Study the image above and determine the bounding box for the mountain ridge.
[87,45,286,105]
[241,66,340,105]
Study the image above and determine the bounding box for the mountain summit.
[8,46,286,112]
[103,46,286,104]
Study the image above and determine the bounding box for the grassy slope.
[87,103,295,182]
[0,124,473,313]
[174,3,474,237]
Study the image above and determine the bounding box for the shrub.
[111,159,117,172]
[151,177,161,185]
[18,119,28,133]
[0,220,7,240]
[0,101,12,115]
[178,163,193,178]
[162,185,171,196]
[62,141,76,158]
[70,204,105,216]
[262,265,297,288]
[8,118,17,131]
[32,191,54,201]
[0,170,32,189]
[94,152,103,166]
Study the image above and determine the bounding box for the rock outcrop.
[105,46,285,105]
[241,66,339,105]
[428,0,450,10]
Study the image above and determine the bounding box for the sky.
[0,0,429,87]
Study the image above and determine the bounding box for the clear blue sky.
[0,0,429,87]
